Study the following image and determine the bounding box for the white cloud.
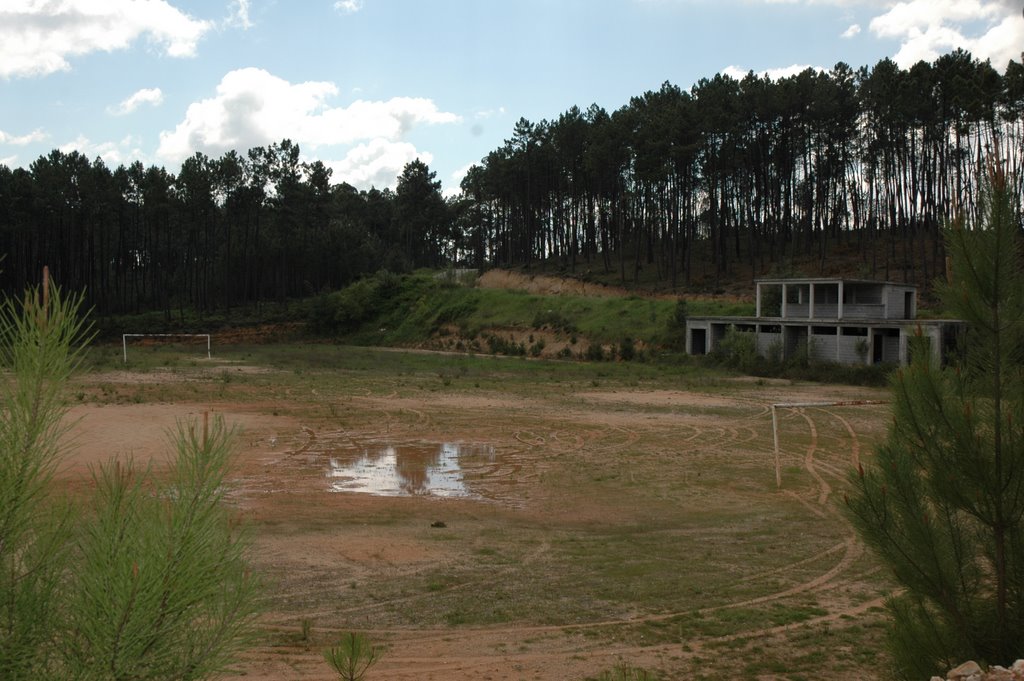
[227,0,253,29]
[323,140,429,189]
[110,87,164,116]
[0,0,212,79]
[451,162,474,184]
[868,0,1023,69]
[721,63,825,80]
[709,0,1021,70]
[156,67,461,189]
[334,0,364,14]
[444,162,475,194]
[645,0,887,6]
[59,134,147,167]
[0,155,18,167]
[474,107,507,119]
[0,128,47,146]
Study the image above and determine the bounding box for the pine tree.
[0,275,262,680]
[0,278,88,677]
[846,159,1024,679]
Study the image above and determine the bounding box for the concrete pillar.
[781,284,788,318]
[809,283,815,320]
[930,327,942,365]
[756,283,762,318]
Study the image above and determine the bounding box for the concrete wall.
[810,332,837,361]
[842,304,885,319]
[836,334,868,364]
[781,302,890,320]
[685,316,959,367]
[890,287,915,319]
[756,331,781,357]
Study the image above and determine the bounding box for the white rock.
[948,661,983,681]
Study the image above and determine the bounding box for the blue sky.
[1,0,1021,195]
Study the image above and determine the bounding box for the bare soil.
[60,359,893,680]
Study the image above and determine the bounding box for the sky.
[1,0,1022,196]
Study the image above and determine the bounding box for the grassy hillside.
[308,270,755,356]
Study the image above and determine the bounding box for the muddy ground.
[60,355,892,680]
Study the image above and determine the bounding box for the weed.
[323,633,383,681]
[591,663,658,680]
[300,618,313,648]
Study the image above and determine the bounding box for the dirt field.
[61,348,893,680]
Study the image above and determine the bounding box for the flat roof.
[688,315,960,326]
[754,277,916,288]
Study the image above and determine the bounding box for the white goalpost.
[770,400,888,488]
[122,333,212,363]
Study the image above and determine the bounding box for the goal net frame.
[770,400,888,488]
[122,333,212,364]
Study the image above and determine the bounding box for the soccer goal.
[122,333,212,364]
[770,400,888,488]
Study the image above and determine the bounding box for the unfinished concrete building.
[685,278,961,366]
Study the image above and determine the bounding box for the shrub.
[532,309,577,333]
[710,326,759,371]
[307,270,404,335]
[618,337,636,361]
[666,298,689,349]
[324,633,383,681]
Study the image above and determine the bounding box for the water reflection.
[326,443,493,497]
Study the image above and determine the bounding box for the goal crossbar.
[122,333,211,363]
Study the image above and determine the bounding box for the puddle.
[326,443,494,498]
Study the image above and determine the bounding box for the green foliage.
[846,167,1024,678]
[665,298,689,349]
[670,298,688,329]
[484,333,526,356]
[0,282,261,680]
[323,633,383,681]
[305,269,765,362]
[786,338,818,370]
[618,337,636,361]
[66,417,262,680]
[854,338,870,362]
[433,292,478,328]
[759,285,783,317]
[532,308,578,333]
[710,326,759,372]
[308,270,406,335]
[585,343,606,361]
[0,283,90,677]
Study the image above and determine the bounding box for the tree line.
[1,50,1022,318]
[461,50,1024,289]
[0,142,451,318]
